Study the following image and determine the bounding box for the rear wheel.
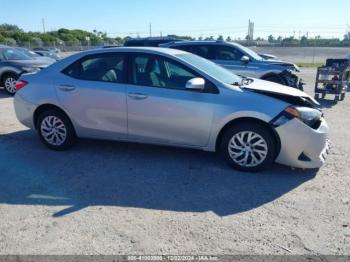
[340,93,345,101]
[2,73,18,95]
[36,110,76,150]
[220,122,276,172]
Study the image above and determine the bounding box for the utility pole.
[247,19,254,43]
[149,23,152,37]
[42,18,46,33]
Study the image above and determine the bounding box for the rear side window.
[213,46,244,61]
[172,45,191,52]
[172,45,211,59]
[63,53,125,83]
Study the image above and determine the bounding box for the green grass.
[297,62,324,68]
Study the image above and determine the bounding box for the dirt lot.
[0,68,349,255]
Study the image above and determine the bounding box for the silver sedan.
[14,47,329,172]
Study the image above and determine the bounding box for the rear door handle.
[59,84,76,91]
[128,92,148,100]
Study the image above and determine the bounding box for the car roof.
[81,46,188,56]
[163,40,243,48]
[126,37,178,41]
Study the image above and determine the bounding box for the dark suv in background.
[161,41,304,89]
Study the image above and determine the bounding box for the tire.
[340,93,345,101]
[220,122,276,172]
[2,73,18,95]
[263,75,286,86]
[36,109,76,150]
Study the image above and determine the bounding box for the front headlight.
[22,67,39,73]
[272,106,322,127]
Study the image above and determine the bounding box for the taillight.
[15,80,28,91]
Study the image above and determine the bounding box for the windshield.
[17,48,40,58]
[236,44,263,61]
[177,53,242,85]
[24,49,40,57]
[0,48,32,60]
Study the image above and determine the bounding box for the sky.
[0,0,349,39]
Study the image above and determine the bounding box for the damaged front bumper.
[274,118,329,169]
[281,70,305,90]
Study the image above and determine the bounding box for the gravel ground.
[0,68,349,255]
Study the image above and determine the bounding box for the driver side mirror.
[186,78,205,91]
[241,55,250,63]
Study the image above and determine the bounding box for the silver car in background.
[14,47,329,172]
[161,41,304,89]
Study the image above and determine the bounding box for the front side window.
[214,46,243,61]
[176,53,242,85]
[131,54,197,90]
[63,53,125,83]
[189,45,211,59]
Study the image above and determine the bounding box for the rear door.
[55,52,128,139]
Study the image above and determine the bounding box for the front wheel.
[36,110,76,150]
[2,73,18,95]
[220,122,276,172]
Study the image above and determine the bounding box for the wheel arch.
[215,117,281,157]
[33,103,76,134]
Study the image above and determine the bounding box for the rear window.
[63,53,125,83]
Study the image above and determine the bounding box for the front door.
[126,53,215,147]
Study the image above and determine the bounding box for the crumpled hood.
[262,59,299,71]
[243,78,319,107]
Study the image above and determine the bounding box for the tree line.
[1,24,350,48]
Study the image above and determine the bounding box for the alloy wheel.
[4,77,17,94]
[40,115,67,146]
[228,131,268,168]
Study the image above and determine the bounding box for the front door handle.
[59,84,76,91]
[128,92,148,100]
